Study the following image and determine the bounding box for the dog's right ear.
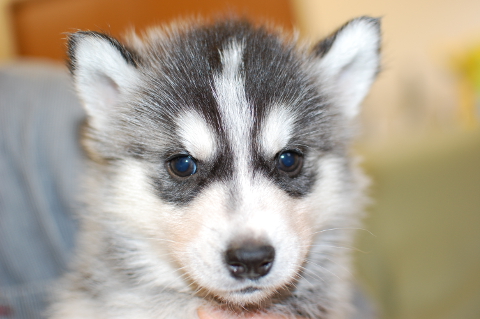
[312,17,381,120]
[67,32,140,130]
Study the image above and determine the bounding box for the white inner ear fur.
[176,110,217,161]
[317,18,380,119]
[73,35,140,129]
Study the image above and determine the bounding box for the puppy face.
[69,18,380,306]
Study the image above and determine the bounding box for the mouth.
[209,285,269,306]
[237,286,260,294]
[210,289,270,313]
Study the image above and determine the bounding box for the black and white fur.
[49,17,381,319]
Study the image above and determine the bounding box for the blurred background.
[0,0,479,318]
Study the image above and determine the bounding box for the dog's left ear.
[313,16,381,119]
[67,31,140,131]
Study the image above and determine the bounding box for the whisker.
[298,265,326,283]
[313,227,376,237]
[303,260,341,280]
[321,256,353,278]
[304,244,369,254]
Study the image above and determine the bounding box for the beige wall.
[0,0,14,61]
[291,0,480,143]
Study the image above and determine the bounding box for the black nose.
[225,243,275,280]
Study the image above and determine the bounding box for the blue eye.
[277,151,303,175]
[169,155,197,177]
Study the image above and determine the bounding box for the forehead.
[137,20,332,150]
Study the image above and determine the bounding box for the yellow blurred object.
[459,45,480,88]
[454,45,480,129]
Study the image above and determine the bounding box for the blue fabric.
[0,61,84,319]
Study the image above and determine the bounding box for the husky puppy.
[49,16,380,319]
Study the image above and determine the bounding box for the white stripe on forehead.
[213,41,251,174]
[260,106,295,158]
[176,110,217,161]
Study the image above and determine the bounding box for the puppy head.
[68,17,380,306]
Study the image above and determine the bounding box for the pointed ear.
[314,17,381,119]
[67,31,140,130]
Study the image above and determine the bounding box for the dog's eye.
[277,151,303,175]
[168,155,197,177]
